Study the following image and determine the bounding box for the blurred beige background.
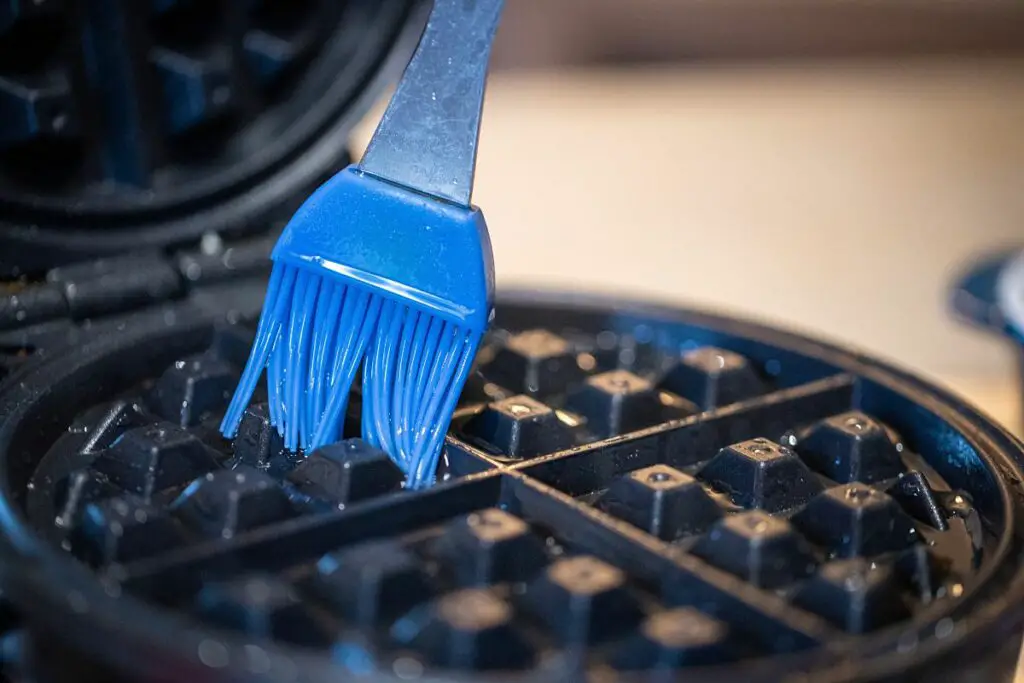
[487,0,1024,66]
[358,9,1024,436]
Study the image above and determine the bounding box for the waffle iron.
[2,3,1024,682]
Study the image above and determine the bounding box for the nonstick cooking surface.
[0,288,1022,683]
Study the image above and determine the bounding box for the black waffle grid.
[17,319,992,676]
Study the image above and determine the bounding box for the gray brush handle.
[358,0,505,207]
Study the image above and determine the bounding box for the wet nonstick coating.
[0,280,1023,683]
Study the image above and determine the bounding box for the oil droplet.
[596,330,617,349]
[200,232,223,255]
[897,631,919,653]
[844,416,867,431]
[244,644,271,674]
[507,403,532,416]
[67,591,88,614]
[393,657,423,679]
[657,391,682,408]
[935,618,955,639]
[555,410,581,428]
[845,486,875,503]
[198,639,230,668]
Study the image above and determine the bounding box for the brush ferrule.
[272,166,494,333]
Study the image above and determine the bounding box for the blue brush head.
[220,167,494,488]
[220,0,504,488]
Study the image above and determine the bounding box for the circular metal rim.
[0,288,1022,683]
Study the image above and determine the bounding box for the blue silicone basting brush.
[220,0,503,489]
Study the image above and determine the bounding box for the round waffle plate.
[0,0,422,275]
[0,290,1023,683]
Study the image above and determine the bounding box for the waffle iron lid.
[0,0,427,277]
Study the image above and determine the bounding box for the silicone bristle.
[220,265,294,437]
[219,262,376,449]
[307,282,344,439]
[311,289,379,447]
[220,265,478,487]
[362,308,479,489]
[284,272,315,450]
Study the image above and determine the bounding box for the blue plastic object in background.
[221,0,504,489]
[951,248,1024,344]
[951,246,1024,432]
